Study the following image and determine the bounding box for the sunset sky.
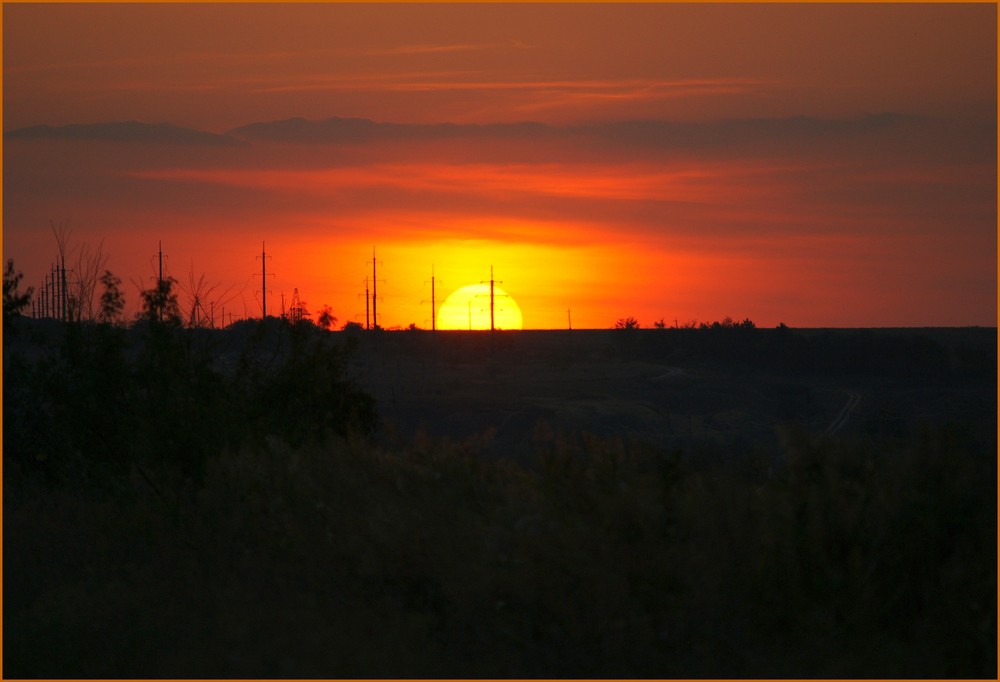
[3,3,996,329]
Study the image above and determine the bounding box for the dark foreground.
[4,318,996,677]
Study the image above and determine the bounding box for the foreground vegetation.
[3,317,996,677]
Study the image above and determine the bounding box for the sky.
[3,2,996,329]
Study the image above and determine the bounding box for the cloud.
[353,42,523,57]
[221,111,937,149]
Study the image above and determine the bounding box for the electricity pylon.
[288,288,307,323]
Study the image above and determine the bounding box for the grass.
[4,421,995,677]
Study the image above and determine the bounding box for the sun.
[437,283,523,330]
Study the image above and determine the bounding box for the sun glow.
[437,283,523,330]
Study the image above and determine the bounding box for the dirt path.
[825,390,862,436]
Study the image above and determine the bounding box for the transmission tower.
[288,288,307,323]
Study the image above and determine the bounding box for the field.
[3,318,996,677]
[356,327,994,458]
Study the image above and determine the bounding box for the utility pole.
[261,241,266,318]
[50,264,59,320]
[481,266,502,331]
[42,268,50,318]
[356,276,373,329]
[255,241,273,319]
[157,241,164,322]
[371,247,378,329]
[363,248,384,330]
[60,254,67,321]
[422,266,439,331]
[568,307,572,331]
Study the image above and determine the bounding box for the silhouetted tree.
[98,270,125,324]
[614,316,641,330]
[139,276,182,326]
[317,305,337,330]
[3,259,33,321]
[71,240,109,321]
[654,319,667,329]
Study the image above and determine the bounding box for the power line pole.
[59,254,66,321]
[371,247,378,329]
[481,265,503,331]
[261,241,267,318]
[43,267,51,318]
[363,248,384,330]
[255,241,273,319]
[568,307,572,331]
[47,268,53,319]
[158,240,164,322]
[422,265,439,331]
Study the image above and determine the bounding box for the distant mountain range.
[4,121,247,147]
[2,112,930,149]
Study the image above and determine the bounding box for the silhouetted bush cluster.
[3,317,375,486]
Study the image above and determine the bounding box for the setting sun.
[437,284,523,330]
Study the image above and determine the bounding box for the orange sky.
[3,3,996,328]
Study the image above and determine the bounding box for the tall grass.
[5,420,995,677]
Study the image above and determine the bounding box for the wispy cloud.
[353,41,526,57]
[247,76,771,97]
